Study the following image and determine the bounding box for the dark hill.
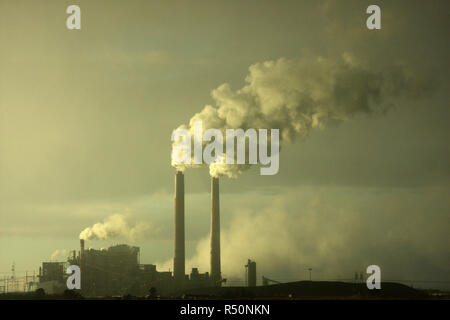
[177,281,428,299]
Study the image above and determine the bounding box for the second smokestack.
[174,171,185,283]
[210,177,221,285]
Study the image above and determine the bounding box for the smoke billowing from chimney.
[50,249,69,262]
[172,53,428,178]
[79,212,151,242]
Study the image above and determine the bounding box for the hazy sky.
[0,0,449,288]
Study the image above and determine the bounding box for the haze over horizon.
[0,0,449,289]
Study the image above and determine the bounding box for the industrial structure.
[4,171,433,299]
[34,240,212,296]
[0,263,37,294]
[72,242,177,296]
[29,171,226,297]
[246,259,257,287]
[172,172,223,288]
[173,171,185,284]
[210,177,222,286]
[36,262,67,294]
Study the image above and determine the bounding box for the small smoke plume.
[79,212,152,242]
[50,249,69,261]
[172,53,426,177]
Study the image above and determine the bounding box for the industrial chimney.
[246,259,256,287]
[80,239,85,261]
[210,177,221,285]
[173,171,185,283]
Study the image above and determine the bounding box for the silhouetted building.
[37,262,67,294]
[246,259,256,287]
[64,241,212,297]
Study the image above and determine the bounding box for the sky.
[0,0,449,289]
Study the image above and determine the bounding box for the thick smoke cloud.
[172,53,426,177]
[79,212,152,242]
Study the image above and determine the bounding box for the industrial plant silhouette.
[0,171,430,300]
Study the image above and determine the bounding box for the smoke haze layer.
[156,185,449,287]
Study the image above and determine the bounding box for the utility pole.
[308,268,312,281]
[11,262,16,292]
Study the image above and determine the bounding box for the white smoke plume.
[79,212,152,242]
[172,53,426,177]
[50,249,69,261]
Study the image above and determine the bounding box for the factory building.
[35,239,212,297]
[36,262,68,294]
[40,262,66,283]
[35,171,222,296]
[68,242,180,296]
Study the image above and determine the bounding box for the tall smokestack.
[210,177,221,285]
[173,171,185,283]
[80,239,85,261]
[79,239,85,279]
